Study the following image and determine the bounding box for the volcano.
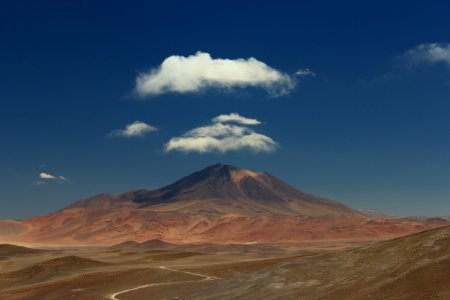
[68,164,364,217]
[0,164,447,246]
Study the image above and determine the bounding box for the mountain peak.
[182,163,258,184]
[198,163,263,181]
[200,163,238,174]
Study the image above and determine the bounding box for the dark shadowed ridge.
[0,244,44,257]
[112,239,175,250]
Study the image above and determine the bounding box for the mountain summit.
[70,163,364,217]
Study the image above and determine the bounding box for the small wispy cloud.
[404,43,450,66]
[108,121,157,138]
[35,172,70,185]
[295,68,316,77]
[362,43,450,86]
[165,113,277,154]
[135,51,295,97]
[211,113,261,125]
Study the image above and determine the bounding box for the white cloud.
[39,172,56,180]
[165,114,277,153]
[38,172,70,184]
[212,113,261,125]
[405,43,450,66]
[295,68,316,77]
[109,121,157,138]
[135,51,294,97]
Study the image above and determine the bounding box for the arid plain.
[1,226,450,299]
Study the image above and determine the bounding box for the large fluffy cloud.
[405,43,450,66]
[165,113,277,153]
[109,121,157,138]
[135,51,294,97]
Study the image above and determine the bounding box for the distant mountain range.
[0,164,448,246]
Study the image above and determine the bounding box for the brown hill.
[0,220,32,239]
[113,239,175,250]
[324,224,450,299]
[221,224,450,299]
[0,244,43,257]
[0,255,109,291]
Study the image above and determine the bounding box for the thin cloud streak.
[212,113,261,125]
[108,121,157,138]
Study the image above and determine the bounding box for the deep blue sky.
[1,0,449,219]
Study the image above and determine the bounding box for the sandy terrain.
[0,225,449,299]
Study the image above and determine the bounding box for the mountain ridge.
[1,163,448,246]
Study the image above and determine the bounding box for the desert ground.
[1,225,449,300]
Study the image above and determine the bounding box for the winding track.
[107,266,218,300]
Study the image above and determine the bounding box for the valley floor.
[0,227,449,300]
